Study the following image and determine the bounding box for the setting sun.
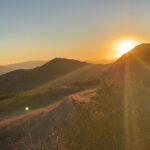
[117,41,136,56]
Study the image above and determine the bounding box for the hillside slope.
[107,43,150,83]
[0,58,88,95]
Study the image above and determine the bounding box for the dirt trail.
[0,88,97,132]
[69,88,96,103]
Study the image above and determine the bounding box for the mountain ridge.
[0,58,89,95]
[106,43,150,82]
[0,43,149,98]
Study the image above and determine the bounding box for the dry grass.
[0,88,97,150]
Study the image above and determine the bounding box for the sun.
[117,41,136,56]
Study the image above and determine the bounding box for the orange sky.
[0,34,147,65]
[0,1,150,65]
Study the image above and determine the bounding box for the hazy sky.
[0,0,150,64]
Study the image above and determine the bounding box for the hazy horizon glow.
[0,0,150,64]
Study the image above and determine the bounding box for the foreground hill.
[0,61,46,75]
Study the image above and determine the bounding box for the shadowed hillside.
[0,58,88,95]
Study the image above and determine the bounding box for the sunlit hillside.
[0,44,150,149]
[1,1,150,149]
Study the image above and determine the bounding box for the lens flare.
[25,106,29,111]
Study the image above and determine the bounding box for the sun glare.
[117,41,136,56]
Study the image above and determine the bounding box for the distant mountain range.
[0,60,46,75]
[0,43,149,96]
[0,59,115,76]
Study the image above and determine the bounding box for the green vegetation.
[55,78,150,150]
[55,80,124,150]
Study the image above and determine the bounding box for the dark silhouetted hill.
[0,58,88,95]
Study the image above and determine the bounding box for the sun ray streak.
[134,55,150,71]
[123,59,141,150]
